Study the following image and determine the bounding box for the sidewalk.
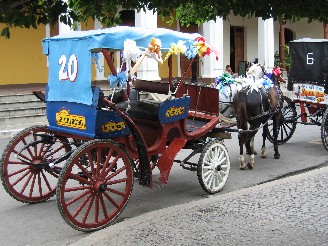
[71,164,328,246]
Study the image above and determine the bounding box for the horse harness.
[244,85,281,122]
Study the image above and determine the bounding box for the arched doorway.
[119,10,135,26]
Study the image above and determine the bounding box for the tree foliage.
[1,0,328,38]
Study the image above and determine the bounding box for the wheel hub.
[94,180,107,193]
[215,164,222,171]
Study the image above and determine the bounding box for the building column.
[324,23,328,39]
[258,18,275,72]
[94,19,106,80]
[201,17,223,82]
[135,10,161,81]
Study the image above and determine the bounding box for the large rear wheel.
[267,96,297,145]
[57,139,134,232]
[321,107,328,151]
[0,126,71,203]
[197,140,230,194]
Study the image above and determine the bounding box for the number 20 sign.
[58,54,78,82]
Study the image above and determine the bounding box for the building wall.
[223,15,258,69]
[0,17,325,86]
[158,16,179,79]
[0,24,47,86]
[273,20,323,54]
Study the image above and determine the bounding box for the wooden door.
[233,27,244,73]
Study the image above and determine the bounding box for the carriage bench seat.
[116,100,161,121]
[115,97,191,124]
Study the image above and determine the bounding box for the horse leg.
[239,138,246,170]
[273,113,281,159]
[246,140,255,170]
[248,136,257,155]
[261,123,268,158]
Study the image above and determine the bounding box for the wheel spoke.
[20,172,33,194]
[66,190,91,206]
[82,196,95,224]
[103,191,119,208]
[72,195,92,219]
[99,195,109,220]
[7,167,30,178]
[12,169,31,187]
[41,170,52,192]
[68,172,92,185]
[104,165,127,183]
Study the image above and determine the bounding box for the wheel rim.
[0,126,70,203]
[198,141,230,194]
[268,97,297,144]
[321,108,328,151]
[57,140,133,232]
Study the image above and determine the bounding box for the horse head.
[247,63,265,80]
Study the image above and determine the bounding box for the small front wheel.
[197,140,230,194]
[57,139,134,232]
[321,107,328,151]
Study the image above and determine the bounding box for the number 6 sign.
[307,52,314,65]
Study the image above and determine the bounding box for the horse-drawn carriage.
[269,38,328,150]
[0,26,231,231]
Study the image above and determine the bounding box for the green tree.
[1,0,328,38]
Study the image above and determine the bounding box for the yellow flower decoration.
[164,40,187,61]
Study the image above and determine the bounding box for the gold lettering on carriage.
[166,106,185,117]
[56,110,86,130]
[102,122,125,132]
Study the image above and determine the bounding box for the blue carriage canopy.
[42,26,218,106]
[287,38,328,93]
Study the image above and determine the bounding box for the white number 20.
[58,54,78,82]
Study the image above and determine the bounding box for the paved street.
[72,165,328,246]
[0,119,328,245]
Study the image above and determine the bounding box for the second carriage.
[266,38,328,151]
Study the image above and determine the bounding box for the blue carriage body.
[42,26,199,138]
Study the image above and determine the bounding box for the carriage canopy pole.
[101,49,117,76]
[173,57,195,94]
[102,49,129,100]
[168,56,173,91]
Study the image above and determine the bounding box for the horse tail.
[233,91,248,144]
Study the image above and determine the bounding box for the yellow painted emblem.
[56,110,86,130]
[102,121,125,132]
[166,106,185,117]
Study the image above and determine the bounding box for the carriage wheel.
[267,96,297,145]
[321,107,328,151]
[57,139,133,232]
[197,140,230,194]
[0,126,71,203]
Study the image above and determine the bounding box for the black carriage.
[268,38,328,150]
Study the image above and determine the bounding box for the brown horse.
[233,64,282,170]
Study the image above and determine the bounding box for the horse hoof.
[274,154,280,159]
[261,154,267,158]
[247,163,253,170]
[240,165,246,170]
